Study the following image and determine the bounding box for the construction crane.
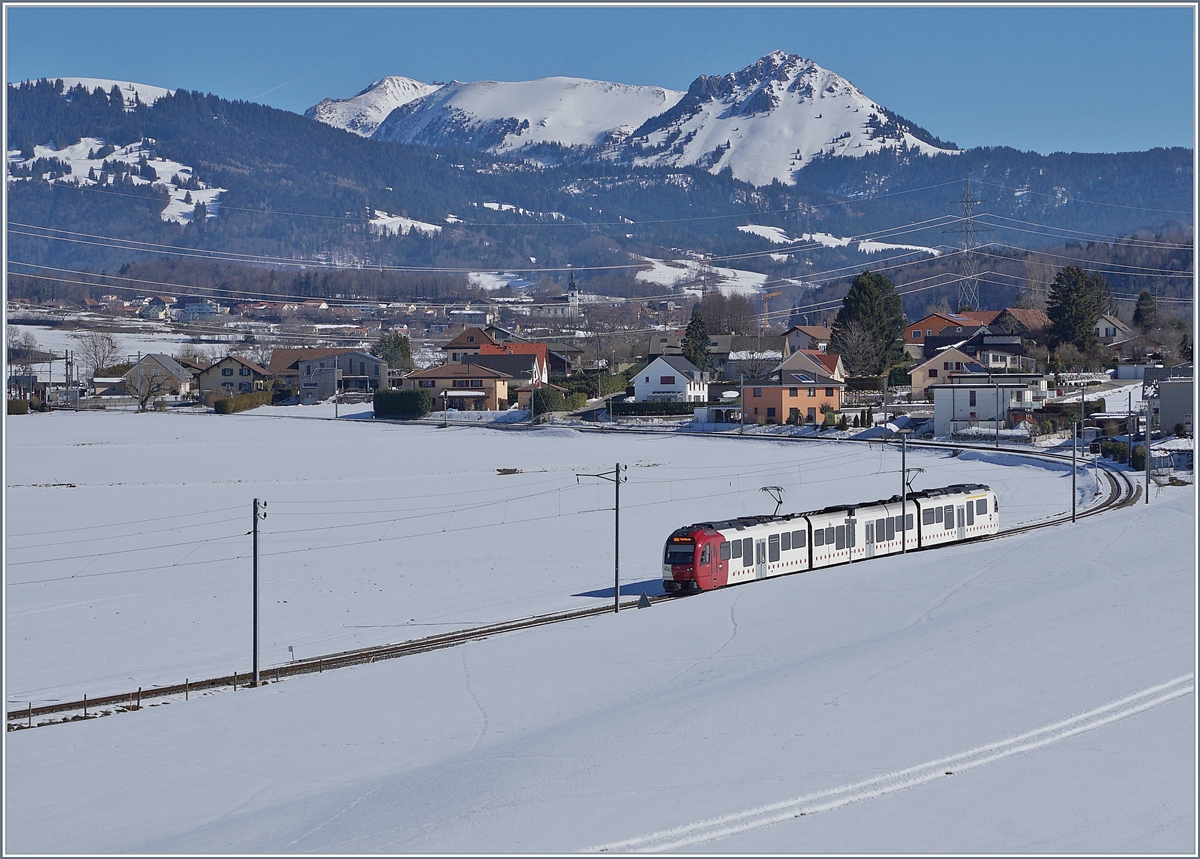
[761,291,782,332]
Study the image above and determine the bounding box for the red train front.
[662,526,727,592]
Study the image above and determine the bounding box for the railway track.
[5,441,1142,730]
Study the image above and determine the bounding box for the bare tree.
[128,364,177,412]
[71,330,123,378]
[1018,253,1054,310]
[835,320,881,377]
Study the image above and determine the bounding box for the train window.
[768,534,780,562]
[781,532,791,551]
[742,537,753,567]
[865,521,874,542]
[875,517,885,539]
[976,498,987,515]
[720,541,731,561]
[944,505,954,530]
[885,517,895,541]
[994,498,999,513]
[906,514,914,531]
[792,529,806,548]
[935,506,943,523]
[813,528,824,547]
[825,526,835,544]
[966,503,974,526]
[835,525,846,550]
[731,540,742,560]
[923,508,936,526]
[700,545,711,565]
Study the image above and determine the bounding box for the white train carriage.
[663,484,1000,593]
[912,484,999,549]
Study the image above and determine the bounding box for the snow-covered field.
[635,257,774,296]
[3,409,1194,853]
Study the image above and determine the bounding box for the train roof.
[672,485,992,534]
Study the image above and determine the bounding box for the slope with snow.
[737,223,941,257]
[626,50,957,186]
[371,76,683,155]
[43,77,173,107]
[304,75,442,137]
[3,411,1193,853]
[6,136,223,225]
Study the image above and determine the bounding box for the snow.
[737,224,792,244]
[626,52,959,187]
[857,239,943,256]
[7,137,224,225]
[305,76,441,137]
[3,408,1195,852]
[33,76,173,106]
[368,209,442,237]
[634,256,773,296]
[738,224,940,257]
[466,271,539,291]
[371,76,683,153]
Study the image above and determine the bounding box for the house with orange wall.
[743,370,844,425]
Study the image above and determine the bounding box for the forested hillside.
[6,79,1194,300]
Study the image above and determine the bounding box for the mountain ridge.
[310,51,959,187]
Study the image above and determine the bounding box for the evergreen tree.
[830,270,905,376]
[1046,266,1110,352]
[681,306,712,370]
[1132,289,1158,333]
[370,330,413,370]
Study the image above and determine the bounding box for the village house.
[267,348,359,387]
[742,370,845,425]
[297,351,388,399]
[197,355,270,403]
[1094,313,1134,344]
[781,324,833,356]
[400,361,511,410]
[646,332,734,374]
[910,348,980,399]
[122,354,194,400]
[930,372,1051,437]
[903,312,978,359]
[776,348,846,382]
[632,356,709,403]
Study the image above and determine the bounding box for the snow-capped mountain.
[625,51,957,186]
[304,76,441,138]
[308,52,957,186]
[370,77,683,154]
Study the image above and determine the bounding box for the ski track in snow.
[461,650,490,752]
[589,674,1195,852]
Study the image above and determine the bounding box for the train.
[662,484,999,592]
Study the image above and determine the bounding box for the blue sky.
[5,5,1194,154]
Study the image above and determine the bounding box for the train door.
[956,505,966,540]
[865,520,875,558]
[755,540,767,579]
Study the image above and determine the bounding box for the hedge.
[374,388,432,419]
[213,390,274,414]
[846,376,886,392]
[7,399,30,415]
[610,401,699,417]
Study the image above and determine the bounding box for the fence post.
[136,687,141,709]
[28,702,32,728]
[185,679,189,701]
[83,694,88,718]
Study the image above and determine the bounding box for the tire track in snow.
[589,674,1193,853]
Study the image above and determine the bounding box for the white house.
[1095,314,1133,344]
[633,356,709,403]
[930,373,1050,436]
